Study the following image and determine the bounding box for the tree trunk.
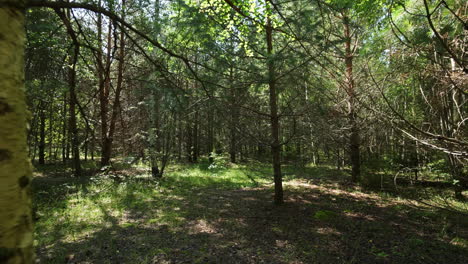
[186,119,193,162]
[343,12,360,183]
[192,110,199,163]
[99,5,112,166]
[0,6,35,262]
[149,88,161,177]
[38,103,45,165]
[229,67,238,163]
[62,92,67,163]
[266,10,283,205]
[56,8,82,176]
[91,130,95,161]
[84,138,88,161]
[47,103,53,162]
[177,116,182,160]
[208,101,215,164]
[68,35,82,176]
[106,0,126,167]
[66,131,70,160]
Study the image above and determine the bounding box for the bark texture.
[266,9,284,205]
[0,4,34,263]
[343,12,360,183]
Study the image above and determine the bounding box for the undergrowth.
[32,160,468,263]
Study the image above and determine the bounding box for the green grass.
[33,161,272,260]
[32,160,468,263]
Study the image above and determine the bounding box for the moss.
[314,210,337,220]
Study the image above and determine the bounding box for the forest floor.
[32,159,468,264]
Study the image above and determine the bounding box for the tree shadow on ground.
[35,168,468,264]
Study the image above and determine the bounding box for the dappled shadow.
[35,170,468,264]
[32,160,152,205]
[32,161,100,203]
[34,160,100,178]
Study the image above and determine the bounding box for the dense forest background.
[25,0,467,199]
[0,0,467,263]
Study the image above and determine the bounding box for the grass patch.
[33,160,468,263]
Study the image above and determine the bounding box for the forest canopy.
[0,0,467,263]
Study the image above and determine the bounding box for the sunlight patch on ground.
[343,210,378,221]
[283,179,318,189]
[316,227,342,236]
[275,239,291,248]
[450,237,468,249]
[188,219,217,234]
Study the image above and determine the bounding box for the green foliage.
[207,152,229,170]
[33,162,269,247]
[426,159,450,174]
[370,246,390,258]
[313,210,337,220]
[31,160,468,263]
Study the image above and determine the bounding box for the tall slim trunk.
[83,125,89,161]
[27,108,38,159]
[84,138,88,161]
[343,12,360,182]
[106,0,126,167]
[96,0,113,167]
[68,42,82,176]
[91,128,95,161]
[0,6,34,262]
[229,67,239,163]
[149,88,161,177]
[208,101,214,163]
[100,20,112,166]
[177,116,182,160]
[31,131,37,162]
[66,132,70,160]
[266,11,284,205]
[56,8,82,176]
[229,118,237,163]
[192,110,199,163]
[186,119,193,162]
[38,103,46,165]
[62,92,67,163]
[48,104,53,161]
[96,3,105,165]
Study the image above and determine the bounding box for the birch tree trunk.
[0,3,34,263]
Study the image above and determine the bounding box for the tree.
[376,0,468,197]
[264,1,284,204]
[55,8,82,176]
[0,3,34,263]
